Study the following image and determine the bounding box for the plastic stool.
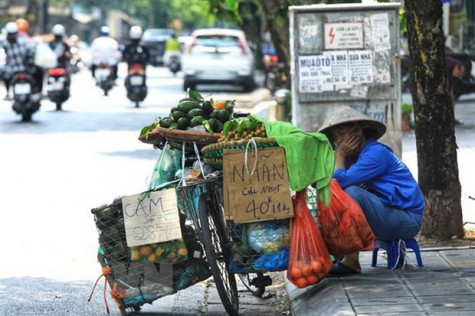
[371,238,423,269]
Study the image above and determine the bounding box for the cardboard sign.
[122,189,182,247]
[223,147,294,223]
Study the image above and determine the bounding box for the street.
[0,65,289,315]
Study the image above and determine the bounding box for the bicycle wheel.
[238,273,265,297]
[199,193,239,316]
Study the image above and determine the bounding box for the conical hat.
[318,105,387,139]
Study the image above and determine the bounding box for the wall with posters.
[289,3,402,156]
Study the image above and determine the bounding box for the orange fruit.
[140,246,152,256]
[130,249,141,261]
[178,247,188,256]
[296,260,306,269]
[290,267,302,279]
[155,247,164,257]
[302,264,313,277]
[306,275,319,285]
[312,261,322,274]
[213,101,225,110]
[295,277,309,288]
[148,253,157,263]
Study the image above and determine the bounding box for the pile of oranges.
[130,239,188,264]
[287,257,331,288]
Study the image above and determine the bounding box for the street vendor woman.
[318,105,426,275]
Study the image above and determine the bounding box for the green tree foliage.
[72,0,213,32]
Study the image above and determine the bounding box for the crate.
[227,218,291,273]
[91,181,218,310]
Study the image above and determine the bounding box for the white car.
[181,28,255,92]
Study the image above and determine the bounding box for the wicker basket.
[139,127,221,152]
[201,138,279,170]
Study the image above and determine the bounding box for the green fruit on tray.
[190,116,206,127]
[201,100,214,113]
[172,111,187,121]
[217,110,231,123]
[176,117,190,130]
[160,117,174,128]
[187,108,206,119]
[177,100,201,113]
[209,110,219,119]
[208,118,223,133]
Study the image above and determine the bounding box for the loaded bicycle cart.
[89,89,337,315]
[89,90,240,315]
[201,135,294,297]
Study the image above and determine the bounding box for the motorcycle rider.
[122,25,150,70]
[49,24,72,71]
[2,21,35,100]
[164,33,181,66]
[90,26,121,81]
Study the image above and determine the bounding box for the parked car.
[181,28,255,92]
[142,28,175,66]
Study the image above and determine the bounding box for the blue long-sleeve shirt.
[334,139,425,215]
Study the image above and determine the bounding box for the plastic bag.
[34,42,58,68]
[317,179,375,258]
[148,144,181,189]
[287,190,332,288]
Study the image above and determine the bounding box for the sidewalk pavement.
[285,93,475,315]
[286,247,475,315]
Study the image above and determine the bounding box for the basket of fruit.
[201,116,279,169]
[138,90,235,152]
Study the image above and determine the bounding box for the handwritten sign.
[324,22,364,50]
[223,147,294,223]
[122,189,182,247]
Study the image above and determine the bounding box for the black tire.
[243,79,255,93]
[183,78,196,91]
[22,112,32,122]
[265,72,276,92]
[238,273,265,297]
[56,102,62,111]
[199,193,239,316]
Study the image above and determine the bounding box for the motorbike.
[264,62,289,93]
[68,46,83,74]
[11,72,41,122]
[167,54,181,76]
[46,67,70,110]
[401,52,475,98]
[125,63,147,107]
[95,63,115,96]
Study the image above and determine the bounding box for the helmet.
[5,21,18,34]
[100,26,110,36]
[52,24,65,36]
[129,25,142,39]
[15,18,29,33]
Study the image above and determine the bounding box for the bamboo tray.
[139,127,221,151]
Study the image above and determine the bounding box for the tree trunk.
[404,0,464,239]
[261,0,290,66]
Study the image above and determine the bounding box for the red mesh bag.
[287,190,332,288]
[317,179,375,258]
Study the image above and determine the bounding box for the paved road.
[0,65,289,315]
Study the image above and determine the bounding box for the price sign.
[223,147,294,223]
[122,189,181,247]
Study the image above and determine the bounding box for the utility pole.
[37,0,49,34]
